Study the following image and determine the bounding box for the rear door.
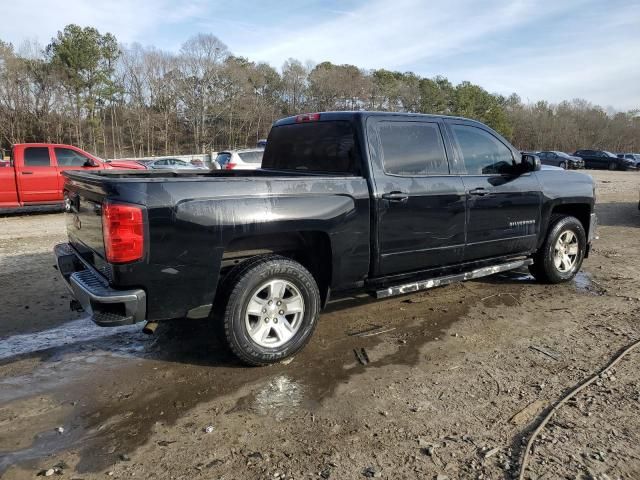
[446,121,541,261]
[367,117,466,275]
[16,146,60,203]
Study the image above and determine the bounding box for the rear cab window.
[24,147,51,167]
[262,121,360,174]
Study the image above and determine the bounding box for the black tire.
[216,255,320,366]
[529,214,586,283]
[608,161,617,171]
[559,161,567,169]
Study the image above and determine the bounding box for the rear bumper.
[54,243,146,326]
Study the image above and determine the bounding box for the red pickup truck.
[0,143,143,211]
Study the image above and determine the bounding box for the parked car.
[536,151,584,169]
[55,111,596,366]
[140,158,208,170]
[573,150,636,170]
[216,148,264,170]
[189,158,210,169]
[617,153,640,169]
[108,158,208,170]
[0,143,141,212]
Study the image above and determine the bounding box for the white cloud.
[240,0,586,68]
[235,0,639,110]
[2,0,638,109]
[0,0,207,47]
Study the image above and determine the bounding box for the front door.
[447,122,542,261]
[53,146,101,193]
[368,118,466,276]
[17,146,59,203]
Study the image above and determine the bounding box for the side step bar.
[374,258,533,299]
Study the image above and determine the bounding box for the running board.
[374,258,533,299]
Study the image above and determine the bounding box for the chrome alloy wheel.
[554,230,579,273]
[244,279,305,348]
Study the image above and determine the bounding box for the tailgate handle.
[382,191,409,202]
[469,187,489,196]
[21,171,34,175]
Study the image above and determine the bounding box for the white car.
[216,149,264,170]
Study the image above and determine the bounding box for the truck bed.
[62,168,371,322]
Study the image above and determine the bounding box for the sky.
[2,0,639,110]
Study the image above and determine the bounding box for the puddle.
[0,317,143,362]
[573,271,605,295]
[0,282,497,475]
[252,375,306,419]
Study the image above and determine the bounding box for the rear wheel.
[529,215,586,283]
[216,255,320,366]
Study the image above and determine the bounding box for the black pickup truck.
[55,112,597,365]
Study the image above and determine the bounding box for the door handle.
[469,187,489,196]
[21,171,34,175]
[381,191,409,202]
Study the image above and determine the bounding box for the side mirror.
[521,153,541,172]
[83,159,98,167]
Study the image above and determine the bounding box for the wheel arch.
[538,202,591,249]
[220,231,333,307]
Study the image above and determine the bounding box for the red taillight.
[102,203,144,263]
[295,113,320,123]
[225,162,237,170]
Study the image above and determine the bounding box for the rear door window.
[450,125,515,175]
[378,121,449,176]
[24,147,51,166]
[262,121,360,174]
[238,151,263,164]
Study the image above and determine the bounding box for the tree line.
[1,24,638,158]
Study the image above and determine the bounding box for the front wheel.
[217,255,320,366]
[63,191,72,213]
[608,161,617,171]
[529,215,586,283]
[559,161,567,169]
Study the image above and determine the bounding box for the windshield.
[603,151,617,158]
[556,152,571,159]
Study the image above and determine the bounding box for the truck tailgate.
[64,179,112,278]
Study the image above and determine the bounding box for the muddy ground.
[0,170,638,480]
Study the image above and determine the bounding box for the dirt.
[0,170,638,480]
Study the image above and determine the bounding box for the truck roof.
[272,111,477,127]
[12,142,84,149]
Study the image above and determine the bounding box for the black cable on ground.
[518,337,640,480]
